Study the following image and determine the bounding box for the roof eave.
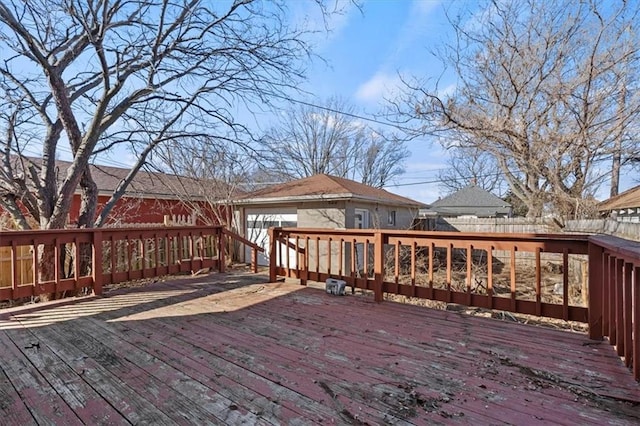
[235,193,425,208]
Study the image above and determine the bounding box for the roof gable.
[238,174,425,208]
[431,185,511,209]
[598,184,640,211]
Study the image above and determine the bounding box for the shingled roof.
[598,184,640,212]
[236,174,426,208]
[427,185,511,217]
[9,156,238,200]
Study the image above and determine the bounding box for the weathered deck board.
[0,272,638,425]
[150,283,634,424]
[3,327,126,425]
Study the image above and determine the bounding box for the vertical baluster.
[487,247,494,309]
[446,243,452,302]
[411,241,416,297]
[510,246,516,312]
[467,244,473,306]
[395,240,401,287]
[428,242,434,299]
[535,247,542,317]
[562,248,569,320]
[622,262,632,363]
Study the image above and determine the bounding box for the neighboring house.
[423,185,512,219]
[234,174,426,265]
[1,158,231,228]
[598,185,640,222]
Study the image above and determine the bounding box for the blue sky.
[287,0,636,204]
[85,0,631,204]
[295,0,467,204]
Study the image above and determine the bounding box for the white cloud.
[354,72,402,104]
[291,0,358,48]
[392,0,443,55]
[411,0,441,17]
[438,83,457,98]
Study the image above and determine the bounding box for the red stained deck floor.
[0,272,638,425]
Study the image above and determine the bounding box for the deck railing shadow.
[0,271,272,329]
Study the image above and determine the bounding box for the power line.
[269,93,421,134]
[385,171,506,188]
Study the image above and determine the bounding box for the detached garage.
[244,207,297,266]
[234,174,426,266]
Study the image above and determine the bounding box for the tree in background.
[394,0,640,218]
[259,97,410,188]
[437,147,505,195]
[152,137,252,227]
[0,0,347,230]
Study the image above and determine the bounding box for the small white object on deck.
[325,278,346,296]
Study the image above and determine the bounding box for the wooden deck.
[0,272,638,425]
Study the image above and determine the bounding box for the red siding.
[68,195,227,226]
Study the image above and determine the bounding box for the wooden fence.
[269,227,640,380]
[0,226,263,301]
[434,217,556,233]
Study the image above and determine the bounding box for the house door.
[354,209,369,229]
[353,209,369,274]
[245,210,298,266]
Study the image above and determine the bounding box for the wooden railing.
[0,225,263,301]
[269,227,640,380]
[588,234,640,381]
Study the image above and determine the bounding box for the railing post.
[588,240,604,340]
[373,230,385,303]
[269,227,278,282]
[218,227,225,273]
[633,266,640,381]
[252,246,258,274]
[92,229,103,296]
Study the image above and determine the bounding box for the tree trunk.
[610,141,621,198]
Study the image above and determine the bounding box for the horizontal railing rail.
[269,227,640,381]
[0,225,263,301]
[269,227,590,320]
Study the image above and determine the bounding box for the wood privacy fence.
[565,219,640,241]
[434,217,556,233]
[0,226,263,301]
[269,227,640,380]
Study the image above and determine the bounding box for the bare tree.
[438,147,505,195]
[260,97,410,188]
[0,0,347,231]
[152,137,252,228]
[394,0,640,218]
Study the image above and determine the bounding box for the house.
[598,184,640,222]
[423,185,512,219]
[0,158,231,229]
[233,174,426,265]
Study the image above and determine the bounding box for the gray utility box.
[325,278,346,296]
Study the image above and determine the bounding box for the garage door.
[246,211,298,266]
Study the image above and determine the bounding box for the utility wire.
[269,93,421,134]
